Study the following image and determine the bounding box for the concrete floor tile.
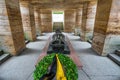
[78,70,90,80]
[90,76,120,80]
[27,73,34,80]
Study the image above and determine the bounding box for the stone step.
[0,53,11,65]
[25,40,30,44]
[115,50,120,56]
[108,53,120,66]
[0,50,4,56]
[87,39,92,44]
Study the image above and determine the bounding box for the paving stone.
[90,76,120,80]
[78,70,90,80]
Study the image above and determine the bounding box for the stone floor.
[0,33,120,80]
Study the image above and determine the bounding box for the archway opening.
[52,11,64,32]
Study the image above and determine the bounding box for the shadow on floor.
[20,48,42,56]
[69,38,81,41]
[76,47,99,56]
[35,38,48,41]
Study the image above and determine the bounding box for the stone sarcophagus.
[47,29,70,54]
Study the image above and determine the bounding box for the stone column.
[81,2,89,41]
[20,0,36,41]
[85,1,97,41]
[64,9,76,32]
[0,0,25,55]
[81,1,97,41]
[34,7,41,36]
[92,0,120,56]
[40,9,52,33]
[75,7,83,35]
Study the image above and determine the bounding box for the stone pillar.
[64,9,76,32]
[75,7,83,35]
[40,9,52,33]
[105,0,120,54]
[20,0,36,41]
[85,1,97,41]
[0,0,25,55]
[34,7,41,36]
[81,1,97,41]
[81,2,89,41]
[92,0,120,56]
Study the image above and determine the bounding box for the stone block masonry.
[81,1,97,41]
[20,0,36,41]
[92,0,120,56]
[0,0,25,55]
[40,9,52,33]
[64,9,76,32]
[34,7,41,36]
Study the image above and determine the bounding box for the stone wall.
[64,9,76,32]
[86,1,97,40]
[20,0,36,41]
[81,1,97,41]
[75,8,82,35]
[81,2,89,41]
[76,8,82,28]
[92,0,112,56]
[34,8,41,36]
[0,0,25,55]
[103,0,120,54]
[40,9,52,33]
[29,5,36,40]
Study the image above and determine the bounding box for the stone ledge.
[108,53,120,66]
[115,50,120,56]
[0,50,4,56]
[0,53,11,65]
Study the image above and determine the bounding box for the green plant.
[53,12,63,14]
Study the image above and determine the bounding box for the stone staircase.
[0,50,11,65]
[87,39,92,44]
[108,50,120,66]
[25,40,30,44]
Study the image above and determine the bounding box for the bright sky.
[52,13,64,22]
